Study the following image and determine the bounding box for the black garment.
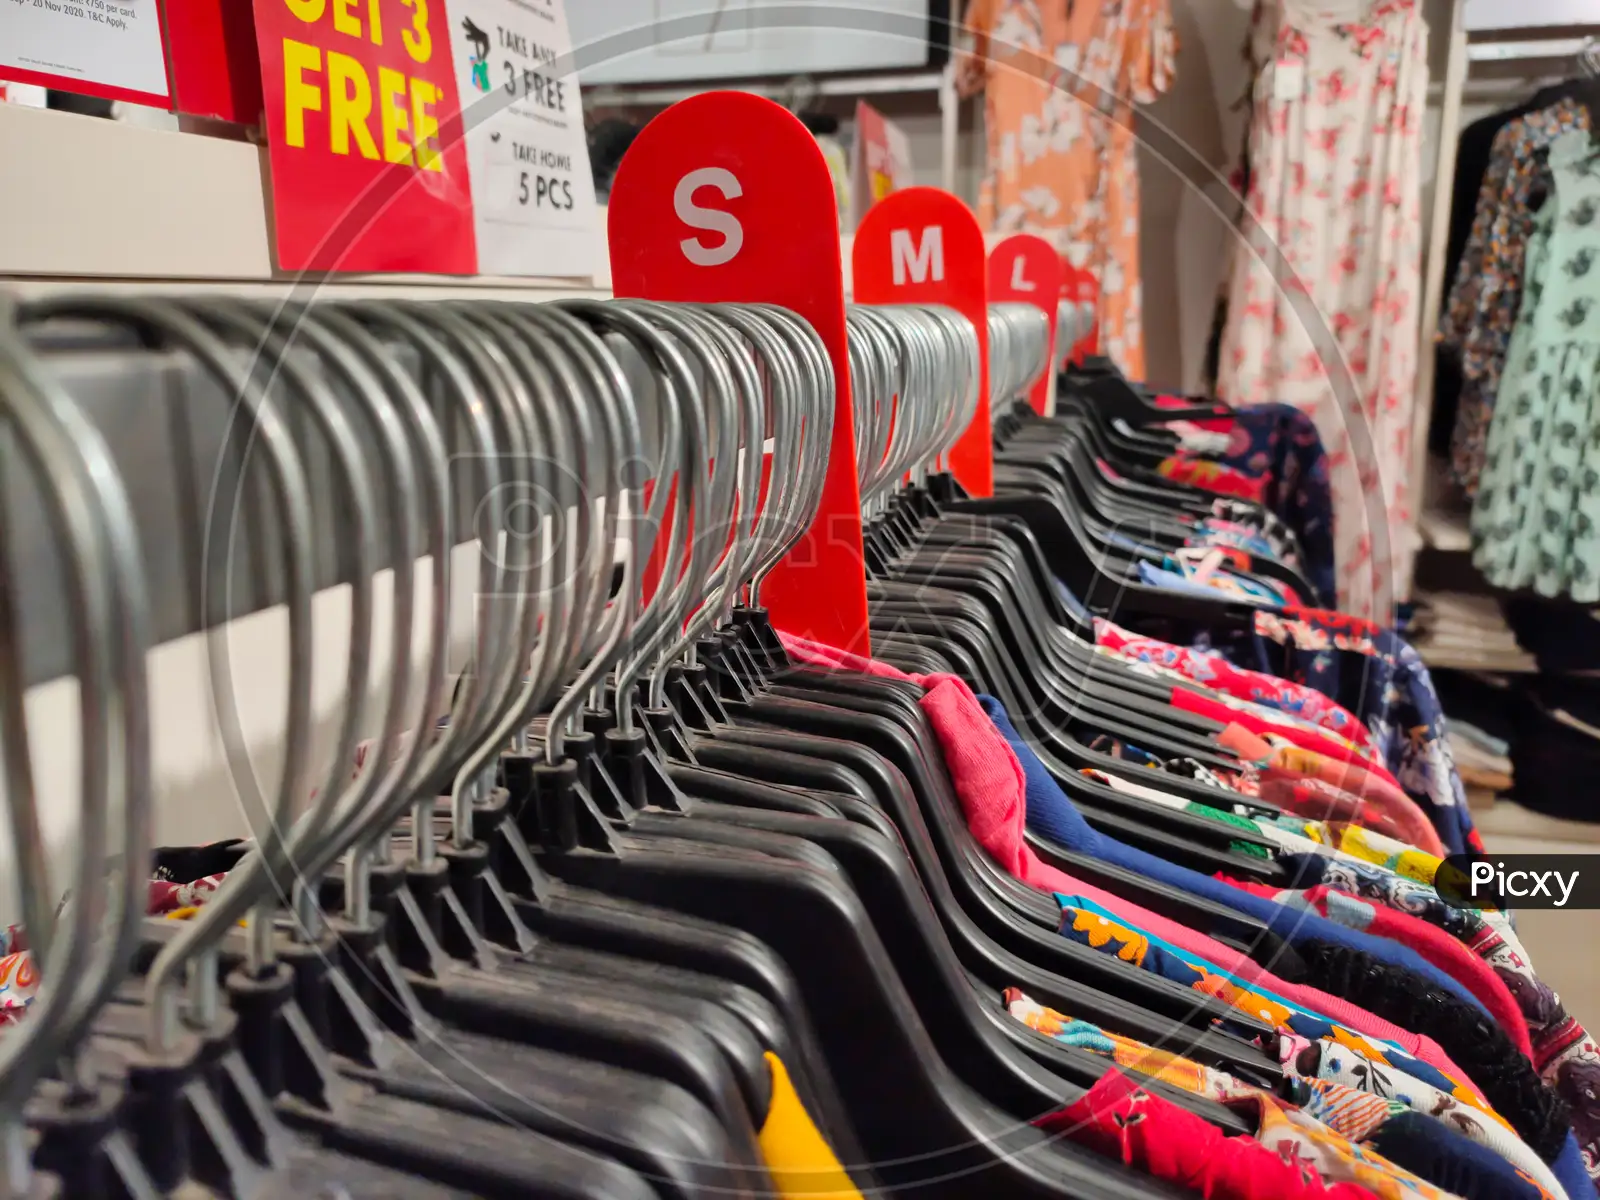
[1505,596,1600,675]
[1510,675,1600,823]
[1432,104,1552,456]
[1296,940,1571,1162]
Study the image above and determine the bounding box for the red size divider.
[987,234,1062,417]
[1062,265,1102,365]
[607,90,870,656]
[852,188,992,497]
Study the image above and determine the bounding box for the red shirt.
[1039,1068,1382,1199]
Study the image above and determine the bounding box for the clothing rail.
[1,293,1046,903]
[9,328,606,691]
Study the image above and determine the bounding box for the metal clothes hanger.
[5,296,317,1197]
[0,311,152,1199]
[586,306,1276,1078]
[288,301,474,927]
[0,286,1337,1199]
[14,300,748,1200]
[12,295,326,1046]
[145,296,386,1020]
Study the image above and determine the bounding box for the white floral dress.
[1215,0,1429,621]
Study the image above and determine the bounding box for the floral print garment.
[1442,100,1590,497]
[1248,608,1480,857]
[1469,200,1558,585]
[956,0,1175,376]
[1053,892,1498,1118]
[1216,0,1430,619]
[1171,403,1339,606]
[1096,614,1378,750]
[1158,453,1269,501]
[1283,1037,1565,1199]
[1471,128,1600,602]
[1264,776,1434,848]
[1005,988,1519,1198]
[148,872,228,915]
[1235,405,1338,607]
[1196,519,1285,560]
[1037,1068,1401,1199]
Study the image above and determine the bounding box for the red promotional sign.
[850,99,912,229]
[167,0,264,123]
[252,0,477,272]
[988,233,1062,416]
[607,91,870,656]
[852,187,992,497]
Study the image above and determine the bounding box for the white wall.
[1137,0,1257,391]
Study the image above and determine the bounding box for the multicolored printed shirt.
[1052,893,1498,1121]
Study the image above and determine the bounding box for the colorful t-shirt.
[1053,894,1496,1122]
[1248,609,1481,857]
[1224,882,1532,1059]
[1009,991,1558,1199]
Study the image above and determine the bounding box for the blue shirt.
[979,693,1492,1018]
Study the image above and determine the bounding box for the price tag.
[1,0,170,106]
[451,0,600,278]
[252,0,478,272]
[1273,60,1305,102]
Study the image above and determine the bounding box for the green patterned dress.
[1471,129,1600,600]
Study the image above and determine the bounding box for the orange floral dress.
[956,0,1175,378]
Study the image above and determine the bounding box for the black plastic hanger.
[526,783,1194,1199]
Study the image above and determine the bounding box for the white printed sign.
[452,0,601,280]
[1,0,170,104]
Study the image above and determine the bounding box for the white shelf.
[1464,0,1600,32]
[0,102,1021,299]
[1468,37,1595,62]
[0,103,609,300]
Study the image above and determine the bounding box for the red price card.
[253,0,477,272]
